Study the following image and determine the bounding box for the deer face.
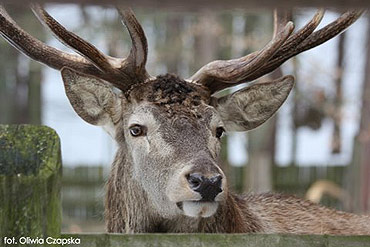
[61,68,294,218]
[122,101,226,218]
[122,75,226,218]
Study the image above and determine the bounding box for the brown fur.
[129,74,211,119]
[105,153,370,234]
[103,74,370,235]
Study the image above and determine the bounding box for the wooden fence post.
[0,125,62,241]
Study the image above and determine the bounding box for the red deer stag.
[1,5,369,234]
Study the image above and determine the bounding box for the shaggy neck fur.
[105,148,370,234]
[104,148,262,233]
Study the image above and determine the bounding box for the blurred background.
[0,4,369,232]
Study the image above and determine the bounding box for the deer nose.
[187,173,223,201]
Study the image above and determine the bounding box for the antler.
[188,9,363,94]
[0,4,150,92]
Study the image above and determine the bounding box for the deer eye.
[129,124,146,137]
[215,127,225,139]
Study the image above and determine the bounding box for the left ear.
[213,76,294,131]
[61,67,123,128]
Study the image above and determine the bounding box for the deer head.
[0,5,362,219]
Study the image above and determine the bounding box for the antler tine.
[274,9,324,58]
[273,9,292,38]
[246,10,363,82]
[296,10,363,53]
[0,5,103,77]
[189,9,362,94]
[189,21,294,91]
[31,3,115,73]
[117,7,149,76]
[0,5,151,92]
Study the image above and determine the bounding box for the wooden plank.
[1,0,370,9]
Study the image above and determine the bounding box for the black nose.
[187,173,223,201]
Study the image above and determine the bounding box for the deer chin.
[177,201,219,218]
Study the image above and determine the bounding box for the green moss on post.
[0,125,62,241]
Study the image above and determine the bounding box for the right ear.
[213,76,294,131]
[61,67,122,128]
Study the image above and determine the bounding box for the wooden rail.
[60,233,370,247]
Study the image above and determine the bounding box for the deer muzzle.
[166,159,226,218]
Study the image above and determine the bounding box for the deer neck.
[201,193,263,233]
[105,149,262,233]
[155,192,262,233]
[105,148,161,233]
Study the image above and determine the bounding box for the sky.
[39,6,369,167]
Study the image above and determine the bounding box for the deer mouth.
[176,201,219,218]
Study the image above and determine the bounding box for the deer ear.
[214,76,294,131]
[61,67,122,127]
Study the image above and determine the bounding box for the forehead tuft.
[149,74,208,104]
[130,74,211,117]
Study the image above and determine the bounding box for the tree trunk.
[0,6,43,125]
[244,68,282,193]
[331,32,345,154]
[350,16,370,213]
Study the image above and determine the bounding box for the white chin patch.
[182,201,219,218]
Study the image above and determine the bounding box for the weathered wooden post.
[0,125,62,243]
